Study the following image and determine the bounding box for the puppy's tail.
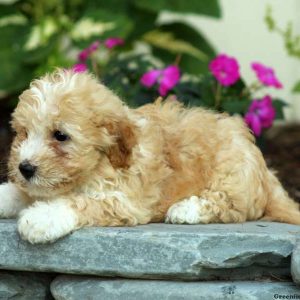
[262,170,300,225]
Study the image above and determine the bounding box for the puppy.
[0,69,299,244]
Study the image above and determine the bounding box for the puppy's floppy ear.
[103,119,137,169]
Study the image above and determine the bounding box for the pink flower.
[251,62,283,89]
[89,41,101,52]
[78,40,100,62]
[140,65,180,96]
[104,37,124,49]
[72,63,87,73]
[209,54,240,86]
[244,95,276,136]
[78,49,90,62]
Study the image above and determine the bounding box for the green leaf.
[126,3,158,44]
[144,30,208,61]
[71,9,133,45]
[199,75,216,107]
[85,0,130,14]
[0,4,18,17]
[0,4,27,27]
[23,33,58,64]
[292,80,300,93]
[148,22,216,75]
[23,17,59,51]
[0,24,33,97]
[0,0,19,6]
[222,79,246,99]
[221,99,251,115]
[132,0,221,18]
[273,98,288,120]
[173,81,202,106]
[84,1,159,46]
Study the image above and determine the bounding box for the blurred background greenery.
[0,0,221,106]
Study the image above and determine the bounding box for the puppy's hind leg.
[165,196,218,224]
[0,182,26,218]
[165,190,247,224]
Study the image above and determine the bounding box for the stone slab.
[0,220,299,280]
[0,271,53,299]
[51,276,300,300]
[292,242,300,284]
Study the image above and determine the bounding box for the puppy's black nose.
[19,161,37,180]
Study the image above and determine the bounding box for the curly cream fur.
[1,69,299,243]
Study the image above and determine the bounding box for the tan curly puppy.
[0,69,298,244]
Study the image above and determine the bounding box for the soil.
[0,104,299,202]
[0,104,13,184]
[264,124,300,202]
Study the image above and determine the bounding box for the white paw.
[18,200,78,244]
[165,196,217,224]
[0,183,25,218]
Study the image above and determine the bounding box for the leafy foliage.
[102,55,159,107]
[265,6,300,93]
[0,0,286,139]
[272,99,288,120]
[0,0,221,101]
[100,53,286,130]
[132,0,221,18]
[147,22,215,75]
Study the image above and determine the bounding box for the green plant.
[0,0,221,103]
[265,5,300,93]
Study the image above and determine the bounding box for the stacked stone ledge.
[0,220,299,299]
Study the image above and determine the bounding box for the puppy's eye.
[53,131,70,142]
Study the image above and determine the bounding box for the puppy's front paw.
[17,200,78,244]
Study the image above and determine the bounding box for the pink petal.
[209,54,240,86]
[245,112,262,136]
[72,63,87,73]
[244,111,254,126]
[251,61,283,89]
[78,49,90,62]
[251,62,264,72]
[161,65,180,87]
[140,70,161,88]
[89,40,100,52]
[248,99,260,113]
[157,65,180,96]
[77,40,100,62]
[259,96,276,127]
[261,95,272,104]
[245,95,276,134]
[251,116,263,136]
[260,117,274,128]
[158,83,169,96]
[274,79,283,89]
[104,37,124,49]
[257,106,272,119]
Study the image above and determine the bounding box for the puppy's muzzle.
[19,160,37,180]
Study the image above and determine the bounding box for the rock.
[51,275,300,300]
[0,220,299,280]
[291,242,300,284]
[0,271,53,299]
